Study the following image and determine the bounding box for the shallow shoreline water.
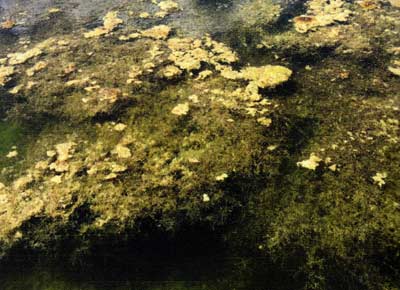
[0,0,399,289]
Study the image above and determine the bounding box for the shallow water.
[0,0,399,289]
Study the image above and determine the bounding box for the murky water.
[1,0,399,289]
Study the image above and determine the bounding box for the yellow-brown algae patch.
[47,150,57,157]
[66,77,90,88]
[35,161,49,171]
[167,37,193,51]
[26,81,37,90]
[196,70,213,80]
[103,11,123,31]
[9,84,23,95]
[35,38,57,51]
[48,8,61,14]
[1,19,15,29]
[202,194,210,202]
[114,123,127,131]
[244,82,262,102]
[111,164,128,173]
[143,62,156,72]
[328,164,337,171]
[84,85,101,93]
[154,11,169,18]
[57,40,70,46]
[245,107,258,117]
[141,25,171,40]
[49,161,70,173]
[240,65,292,89]
[12,174,34,191]
[55,142,76,162]
[188,157,200,163]
[0,66,14,86]
[112,144,132,159]
[169,47,210,71]
[6,150,18,158]
[297,153,322,170]
[218,66,241,80]
[84,27,108,38]
[387,47,400,55]
[103,173,118,180]
[8,47,43,65]
[81,88,123,114]
[293,16,319,33]
[209,40,238,64]
[139,12,151,19]
[160,65,182,79]
[63,62,76,75]
[293,0,351,33]
[357,0,379,9]
[147,44,164,60]
[388,0,400,7]
[257,117,272,127]
[215,173,228,181]
[171,103,190,116]
[50,175,63,184]
[388,66,400,76]
[188,94,199,103]
[26,61,48,77]
[119,32,141,41]
[127,65,143,84]
[0,193,8,206]
[372,172,387,188]
[158,0,180,12]
[84,11,123,38]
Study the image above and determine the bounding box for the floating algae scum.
[0,0,400,289]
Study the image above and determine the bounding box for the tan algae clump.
[160,65,182,79]
[293,0,352,33]
[8,47,43,65]
[297,153,323,170]
[388,0,400,7]
[84,11,123,38]
[154,0,180,18]
[166,36,238,73]
[158,0,180,13]
[81,88,126,116]
[141,25,171,40]
[388,60,400,76]
[240,65,293,89]
[372,172,387,188]
[218,65,292,101]
[171,102,190,116]
[0,66,14,86]
[0,20,15,30]
[26,61,48,77]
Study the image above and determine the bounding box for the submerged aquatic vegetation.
[8,47,43,65]
[83,11,123,38]
[293,0,352,33]
[296,153,322,170]
[141,25,172,40]
[0,19,15,30]
[0,66,14,86]
[0,0,399,289]
[0,5,294,263]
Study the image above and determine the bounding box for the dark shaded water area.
[0,225,300,290]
